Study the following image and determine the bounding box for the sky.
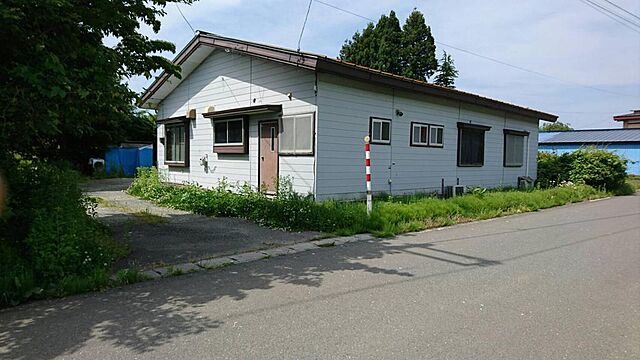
[128,0,640,129]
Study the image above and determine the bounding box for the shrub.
[0,160,126,307]
[569,148,627,191]
[537,152,573,188]
[537,148,628,191]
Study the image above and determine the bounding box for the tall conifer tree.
[401,10,437,81]
[339,9,445,82]
[434,51,458,88]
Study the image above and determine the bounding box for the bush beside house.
[537,147,630,192]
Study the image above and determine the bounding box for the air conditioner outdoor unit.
[443,185,465,198]
[444,185,454,198]
[518,176,534,189]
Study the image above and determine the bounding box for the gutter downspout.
[526,132,531,178]
[312,72,319,200]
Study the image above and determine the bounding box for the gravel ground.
[82,178,323,268]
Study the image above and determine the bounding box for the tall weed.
[129,167,607,239]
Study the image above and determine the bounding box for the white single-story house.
[140,32,558,200]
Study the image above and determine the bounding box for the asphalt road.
[1,195,639,359]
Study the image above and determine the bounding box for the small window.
[165,122,188,166]
[411,123,429,146]
[429,125,444,147]
[370,117,391,144]
[457,123,490,167]
[504,130,528,167]
[213,118,247,154]
[280,114,314,155]
[270,126,276,152]
[214,118,244,146]
[411,122,444,148]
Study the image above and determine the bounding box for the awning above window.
[457,122,491,131]
[202,105,282,119]
[504,129,530,136]
[156,115,191,124]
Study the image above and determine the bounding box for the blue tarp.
[105,146,153,176]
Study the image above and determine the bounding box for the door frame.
[258,119,279,193]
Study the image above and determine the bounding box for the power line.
[315,0,374,22]
[312,0,637,98]
[578,0,640,33]
[435,41,635,98]
[175,3,195,34]
[298,0,314,51]
[600,0,640,21]
[583,0,640,27]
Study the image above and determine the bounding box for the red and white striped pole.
[364,136,372,215]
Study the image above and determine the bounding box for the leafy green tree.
[339,10,440,81]
[400,10,437,81]
[0,0,191,167]
[539,121,574,131]
[434,51,458,88]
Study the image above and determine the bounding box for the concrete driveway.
[1,194,638,359]
[82,178,323,268]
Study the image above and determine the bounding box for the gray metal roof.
[139,33,558,121]
[539,129,640,144]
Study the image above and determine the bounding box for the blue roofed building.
[538,129,640,175]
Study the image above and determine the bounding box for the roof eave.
[138,33,318,109]
[316,58,558,122]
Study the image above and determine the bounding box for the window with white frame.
[411,123,429,146]
[214,118,244,146]
[429,125,444,147]
[280,114,314,154]
[411,123,444,147]
[370,117,391,144]
[503,130,528,167]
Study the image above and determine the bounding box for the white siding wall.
[315,74,539,200]
[156,50,317,195]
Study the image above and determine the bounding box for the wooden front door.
[259,121,279,193]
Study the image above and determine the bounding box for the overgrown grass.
[627,175,640,191]
[0,160,129,307]
[115,268,151,285]
[128,168,611,238]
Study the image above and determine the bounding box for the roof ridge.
[541,128,640,132]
